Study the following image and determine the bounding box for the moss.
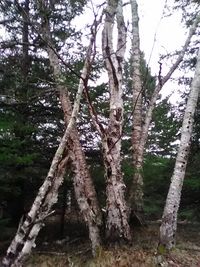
[157,244,168,255]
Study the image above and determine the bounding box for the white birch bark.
[60,90,102,252]
[102,0,131,241]
[128,13,199,217]
[2,153,69,267]
[1,82,80,267]
[38,4,102,254]
[159,46,200,250]
[128,0,144,220]
[1,8,101,267]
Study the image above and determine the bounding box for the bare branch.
[140,13,200,156]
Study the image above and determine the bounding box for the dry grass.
[25,245,200,267]
[24,223,200,267]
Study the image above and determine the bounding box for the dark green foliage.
[0,107,46,223]
[175,0,200,6]
[147,98,180,157]
[0,0,199,245]
[0,0,87,228]
[143,155,174,219]
[181,151,200,221]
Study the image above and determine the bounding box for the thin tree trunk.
[159,46,200,251]
[60,90,102,252]
[1,14,98,267]
[128,13,199,217]
[66,190,72,213]
[102,0,131,242]
[1,137,70,267]
[128,0,144,222]
[39,2,102,253]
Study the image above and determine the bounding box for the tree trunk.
[128,12,199,218]
[159,46,200,251]
[60,90,102,253]
[102,0,131,242]
[1,9,99,267]
[1,140,70,266]
[128,0,144,223]
[40,2,102,253]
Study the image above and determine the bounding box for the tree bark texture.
[102,0,131,242]
[128,12,199,217]
[159,46,200,250]
[41,4,102,254]
[1,5,101,267]
[2,142,69,267]
[129,0,144,220]
[60,90,102,252]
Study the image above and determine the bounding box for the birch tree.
[128,4,199,218]
[1,4,101,267]
[159,46,200,251]
[1,81,80,267]
[38,0,102,254]
[101,0,131,241]
[84,0,131,241]
[128,0,144,221]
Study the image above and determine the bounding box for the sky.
[136,0,187,102]
[137,0,185,73]
[0,0,191,104]
[78,0,186,70]
[73,0,188,103]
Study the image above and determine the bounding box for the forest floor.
[1,215,200,267]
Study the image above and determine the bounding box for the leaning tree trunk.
[101,0,131,242]
[159,46,200,251]
[1,103,75,267]
[1,9,101,267]
[128,11,199,218]
[40,4,102,254]
[128,0,144,223]
[60,90,102,253]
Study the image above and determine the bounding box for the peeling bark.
[60,91,102,252]
[102,0,131,242]
[159,46,200,250]
[1,63,86,265]
[1,6,101,267]
[40,5,102,254]
[1,132,70,267]
[128,12,199,218]
[128,0,144,222]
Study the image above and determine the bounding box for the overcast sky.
[0,0,188,103]
[75,0,187,102]
[76,0,186,73]
[137,0,187,102]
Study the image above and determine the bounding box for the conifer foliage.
[0,0,200,266]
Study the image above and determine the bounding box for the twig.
[34,251,67,256]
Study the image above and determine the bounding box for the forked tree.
[85,0,131,241]
[101,0,131,241]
